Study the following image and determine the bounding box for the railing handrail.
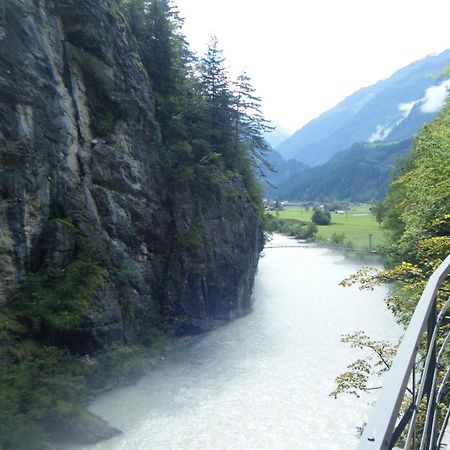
[358,254,450,449]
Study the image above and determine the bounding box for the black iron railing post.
[425,297,437,448]
[413,365,416,449]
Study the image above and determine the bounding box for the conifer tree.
[200,35,230,116]
[120,3,269,208]
[121,0,191,143]
[199,36,234,163]
[232,72,273,173]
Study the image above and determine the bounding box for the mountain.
[264,124,292,147]
[275,139,413,202]
[276,50,450,166]
[262,149,308,198]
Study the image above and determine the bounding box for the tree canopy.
[311,207,331,225]
[120,0,272,209]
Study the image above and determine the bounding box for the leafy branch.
[330,331,397,399]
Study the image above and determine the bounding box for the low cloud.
[368,80,449,143]
[369,124,391,142]
[369,101,416,142]
[398,101,417,114]
[420,79,450,113]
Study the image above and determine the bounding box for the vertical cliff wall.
[0,0,262,353]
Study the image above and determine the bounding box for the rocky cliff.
[0,0,262,356]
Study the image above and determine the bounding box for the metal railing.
[0,0,5,40]
[358,254,450,449]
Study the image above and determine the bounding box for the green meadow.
[273,205,386,250]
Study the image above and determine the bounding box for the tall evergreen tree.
[146,0,183,96]
[232,72,273,173]
[199,36,235,163]
[200,35,230,117]
[121,0,191,143]
[119,0,148,39]
[120,3,269,208]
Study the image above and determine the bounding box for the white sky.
[176,0,450,132]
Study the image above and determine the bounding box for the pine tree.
[146,0,181,96]
[119,2,268,209]
[199,35,234,164]
[121,0,192,143]
[200,35,230,117]
[232,72,273,174]
[119,0,148,38]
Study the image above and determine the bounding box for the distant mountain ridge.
[275,139,413,202]
[276,49,450,166]
[265,125,292,148]
[263,149,308,198]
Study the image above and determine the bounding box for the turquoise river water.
[69,234,402,450]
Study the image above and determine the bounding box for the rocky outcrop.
[0,0,262,352]
[47,411,122,446]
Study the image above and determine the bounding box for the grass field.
[273,205,386,250]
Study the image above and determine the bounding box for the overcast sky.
[176,0,450,132]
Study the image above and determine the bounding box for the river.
[70,234,402,450]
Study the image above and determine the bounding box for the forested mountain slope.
[263,149,308,198]
[275,139,412,202]
[276,50,450,166]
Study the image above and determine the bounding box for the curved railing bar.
[419,364,439,450]
[437,296,450,324]
[358,254,450,450]
[436,355,450,405]
[437,329,450,363]
[437,399,450,448]
[431,308,450,447]
[426,298,450,447]
[397,294,446,449]
[419,298,450,449]
[395,292,450,449]
[404,325,439,449]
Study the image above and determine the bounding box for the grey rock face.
[47,411,122,446]
[0,0,262,351]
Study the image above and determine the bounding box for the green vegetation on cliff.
[120,0,271,212]
[382,102,450,269]
[0,226,104,450]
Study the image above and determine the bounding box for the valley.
[0,1,448,449]
[266,50,450,203]
[273,205,385,250]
